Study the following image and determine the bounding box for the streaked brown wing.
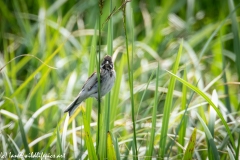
[81,72,97,91]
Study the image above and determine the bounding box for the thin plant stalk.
[122,2,138,159]
[106,0,113,136]
[97,0,103,154]
[145,63,159,159]
[159,41,182,158]
[86,23,98,122]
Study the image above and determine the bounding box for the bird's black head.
[101,55,113,70]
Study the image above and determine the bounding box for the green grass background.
[0,0,240,159]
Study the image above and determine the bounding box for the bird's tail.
[64,94,85,116]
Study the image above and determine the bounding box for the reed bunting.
[64,55,116,116]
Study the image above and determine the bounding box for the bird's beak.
[101,60,110,68]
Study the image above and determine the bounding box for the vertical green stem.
[97,0,103,154]
[122,2,138,159]
[220,31,231,113]
[145,64,159,159]
[106,0,113,134]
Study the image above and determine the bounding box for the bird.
[64,55,116,116]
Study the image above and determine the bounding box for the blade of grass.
[122,2,138,159]
[86,22,97,122]
[1,132,7,154]
[7,134,22,157]
[99,1,114,159]
[107,131,117,160]
[62,113,69,156]
[99,101,107,159]
[166,70,236,150]
[72,119,79,158]
[208,90,218,160]
[96,0,103,155]
[56,127,63,159]
[178,68,188,156]
[110,55,125,129]
[183,128,197,160]
[236,137,240,160]
[106,0,113,133]
[228,0,240,80]
[9,49,16,90]
[220,32,231,112]
[145,63,159,160]
[82,106,98,159]
[227,147,235,160]
[136,70,154,120]
[159,40,183,158]
[196,113,220,160]
[114,137,121,160]
[123,141,133,160]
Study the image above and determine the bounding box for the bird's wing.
[81,72,98,91]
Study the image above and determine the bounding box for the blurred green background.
[0,0,240,159]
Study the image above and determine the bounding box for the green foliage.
[159,41,182,158]
[197,114,220,160]
[107,131,117,160]
[82,107,98,159]
[178,69,188,156]
[183,128,197,160]
[1,0,240,159]
[145,63,159,160]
